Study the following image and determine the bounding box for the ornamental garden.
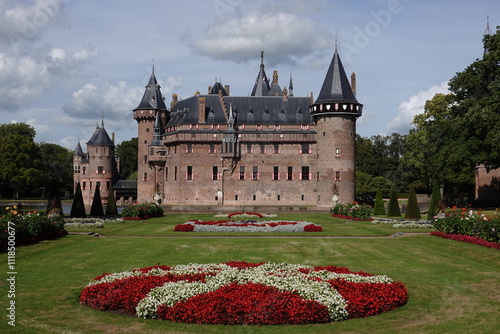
[0,200,499,333]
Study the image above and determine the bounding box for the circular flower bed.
[173,220,323,232]
[80,262,408,325]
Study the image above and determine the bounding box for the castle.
[133,48,363,210]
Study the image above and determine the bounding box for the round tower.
[311,47,363,208]
[133,66,168,202]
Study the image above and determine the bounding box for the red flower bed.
[331,214,373,221]
[157,282,330,325]
[173,224,194,232]
[304,224,323,232]
[122,217,142,221]
[80,261,408,325]
[430,231,500,249]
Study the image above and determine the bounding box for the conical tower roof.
[251,51,270,96]
[135,67,167,110]
[315,47,359,105]
[87,120,114,147]
[74,141,84,156]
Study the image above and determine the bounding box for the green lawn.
[1,213,499,334]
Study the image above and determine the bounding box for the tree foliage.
[387,187,401,218]
[116,137,138,180]
[405,186,421,219]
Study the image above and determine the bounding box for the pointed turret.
[251,51,270,96]
[311,46,362,117]
[87,122,114,147]
[135,67,167,111]
[149,111,163,146]
[484,14,493,56]
[289,72,294,97]
[74,141,84,156]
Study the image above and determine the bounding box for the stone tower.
[133,67,168,202]
[310,47,363,207]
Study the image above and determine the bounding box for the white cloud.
[385,81,450,134]
[188,11,332,65]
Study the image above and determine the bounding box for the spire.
[134,67,167,110]
[314,47,359,105]
[149,111,164,146]
[74,139,84,156]
[289,71,294,97]
[484,14,492,36]
[251,50,270,96]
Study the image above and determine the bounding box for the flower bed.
[64,217,125,229]
[173,220,323,232]
[214,212,277,219]
[371,219,434,229]
[332,214,373,221]
[80,262,408,325]
[331,202,373,221]
[121,202,163,219]
[430,231,500,249]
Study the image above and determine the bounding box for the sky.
[0,0,498,150]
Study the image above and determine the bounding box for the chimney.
[282,86,288,101]
[198,97,206,123]
[272,70,278,84]
[171,94,178,110]
[351,72,356,97]
[208,85,212,94]
[224,85,230,96]
[112,132,115,143]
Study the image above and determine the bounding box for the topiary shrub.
[427,180,442,220]
[90,187,104,217]
[373,188,386,215]
[405,186,421,219]
[70,182,86,218]
[105,186,118,215]
[46,181,63,217]
[387,187,401,218]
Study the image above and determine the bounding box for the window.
[273,143,280,154]
[174,166,178,181]
[287,166,294,180]
[106,181,110,191]
[246,143,252,154]
[97,166,104,174]
[143,155,148,163]
[143,173,148,181]
[212,166,218,181]
[186,166,193,180]
[259,144,266,154]
[186,143,193,153]
[96,181,101,190]
[335,171,342,181]
[90,181,92,190]
[82,166,87,175]
[165,167,168,181]
[273,166,280,180]
[209,143,216,154]
[300,166,311,180]
[82,181,86,190]
[252,166,259,181]
[300,143,311,154]
[335,147,340,158]
[239,166,246,180]
[74,166,80,174]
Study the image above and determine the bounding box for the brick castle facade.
[133,48,363,210]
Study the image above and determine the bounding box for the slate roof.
[74,141,84,156]
[166,95,312,127]
[250,51,271,96]
[87,124,114,147]
[134,70,167,110]
[315,47,359,105]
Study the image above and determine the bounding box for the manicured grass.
[1,213,499,334]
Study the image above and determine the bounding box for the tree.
[38,143,73,197]
[387,187,401,217]
[116,137,138,180]
[70,182,86,218]
[373,188,386,215]
[0,124,43,198]
[427,180,442,220]
[405,186,421,219]
[46,181,63,216]
[105,186,118,215]
[90,187,104,216]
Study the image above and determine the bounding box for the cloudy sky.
[0,0,497,149]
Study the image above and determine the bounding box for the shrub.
[387,187,401,218]
[70,182,86,218]
[105,186,118,215]
[373,188,386,215]
[90,187,104,217]
[427,180,442,219]
[122,202,163,219]
[405,186,421,219]
[332,202,372,220]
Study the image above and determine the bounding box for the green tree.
[90,187,104,216]
[116,137,138,180]
[105,186,118,215]
[373,188,386,215]
[405,185,421,219]
[70,182,86,218]
[38,142,73,197]
[387,187,401,218]
[427,180,442,220]
[0,124,43,198]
